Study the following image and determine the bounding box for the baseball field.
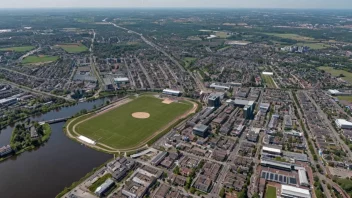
[74,96,193,149]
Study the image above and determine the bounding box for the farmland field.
[296,42,330,49]
[265,186,277,198]
[318,66,352,83]
[22,55,59,64]
[337,96,352,103]
[0,46,35,52]
[57,43,88,53]
[264,33,314,41]
[75,96,193,149]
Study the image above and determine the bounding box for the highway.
[1,79,75,102]
[89,29,105,98]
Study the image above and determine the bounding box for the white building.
[335,119,352,129]
[262,146,282,155]
[162,89,181,96]
[281,184,311,198]
[262,72,274,75]
[328,89,340,95]
[114,77,129,84]
[297,168,310,186]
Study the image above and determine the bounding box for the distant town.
[0,8,352,198]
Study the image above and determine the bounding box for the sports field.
[265,186,277,198]
[58,43,88,53]
[75,96,193,149]
[22,55,59,64]
[0,46,35,52]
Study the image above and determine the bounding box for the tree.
[190,187,196,194]
[252,193,260,198]
[173,166,180,175]
[219,188,226,198]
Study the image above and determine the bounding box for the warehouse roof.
[262,146,281,154]
[233,99,250,106]
[262,72,273,75]
[163,89,180,94]
[114,77,129,82]
[260,159,293,170]
[328,89,340,94]
[336,119,352,126]
[281,184,311,198]
[298,168,309,186]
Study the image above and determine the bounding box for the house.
[0,145,13,157]
[30,126,39,139]
[193,175,212,192]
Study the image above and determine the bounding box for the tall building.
[208,93,221,107]
[193,124,209,138]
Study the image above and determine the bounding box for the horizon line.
[0,7,351,10]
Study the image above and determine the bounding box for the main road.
[108,21,206,91]
[89,29,105,98]
[1,79,75,102]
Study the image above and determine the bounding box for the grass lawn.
[58,43,88,53]
[262,74,277,88]
[296,42,330,49]
[215,31,231,38]
[22,55,59,64]
[75,96,192,149]
[0,46,35,52]
[265,186,277,198]
[264,33,314,41]
[183,57,197,68]
[318,66,352,83]
[335,178,352,197]
[337,96,352,103]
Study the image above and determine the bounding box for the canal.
[0,98,114,198]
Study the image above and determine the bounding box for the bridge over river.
[39,117,70,125]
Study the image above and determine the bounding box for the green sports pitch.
[75,96,193,149]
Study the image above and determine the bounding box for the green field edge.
[64,97,201,154]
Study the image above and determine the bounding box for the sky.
[0,0,352,9]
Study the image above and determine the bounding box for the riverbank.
[0,100,75,130]
[9,123,52,156]
[0,98,112,198]
[55,158,113,198]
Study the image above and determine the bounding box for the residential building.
[208,93,221,108]
[193,124,209,138]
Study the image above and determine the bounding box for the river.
[0,98,114,198]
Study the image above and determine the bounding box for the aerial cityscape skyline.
[0,0,352,9]
[1,4,352,198]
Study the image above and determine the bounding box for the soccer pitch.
[75,96,193,149]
